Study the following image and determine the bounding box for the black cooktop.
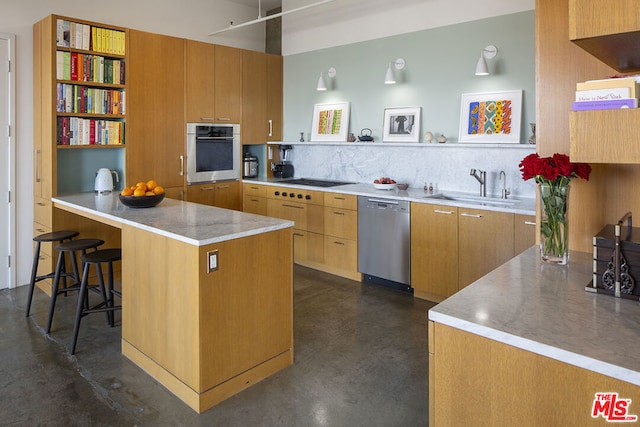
[283,178,353,188]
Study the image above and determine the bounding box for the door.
[0,33,15,289]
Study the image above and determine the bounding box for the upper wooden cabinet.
[186,41,242,123]
[127,30,185,190]
[569,0,640,72]
[242,50,283,144]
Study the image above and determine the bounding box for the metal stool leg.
[25,241,42,317]
[70,260,92,355]
[45,251,66,334]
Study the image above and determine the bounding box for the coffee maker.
[272,144,294,178]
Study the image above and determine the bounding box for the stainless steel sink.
[424,193,520,208]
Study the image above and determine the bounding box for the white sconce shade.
[385,58,406,84]
[475,45,498,76]
[316,67,336,91]
[316,72,327,91]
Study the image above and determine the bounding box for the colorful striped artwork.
[317,109,343,135]
[467,99,512,136]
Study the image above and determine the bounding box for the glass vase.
[538,183,569,265]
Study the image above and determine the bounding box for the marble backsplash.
[279,143,537,198]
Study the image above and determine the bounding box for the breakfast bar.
[52,193,294,413]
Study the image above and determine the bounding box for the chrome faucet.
[470,169,486,197]
[500,170,511,199]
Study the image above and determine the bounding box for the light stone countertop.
[52,192,294,246]
[243,177,536,215]
[429,247,640,386]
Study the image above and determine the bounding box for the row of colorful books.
[56,83,125,115]
[57,117,124,146]
[56,52,125,85]
[56,19,125,56]
[573,76,640,111]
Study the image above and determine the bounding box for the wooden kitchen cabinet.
[514,214,536,255]
[243,183,267,215]
[127,30,185,193]
[323,193,360,280]
[242,50,283,145]
[186,181,242,210]
[458,208,514,289]
[186,41,242,124]
[411,203,459,302]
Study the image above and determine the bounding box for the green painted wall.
[283,11,535,143]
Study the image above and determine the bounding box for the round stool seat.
[55,238,105,252]
[33,230,79,243]
[82,248,122,264]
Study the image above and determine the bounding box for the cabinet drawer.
[324,236,358,272]
[243,195,267,216]
[293,229,324,264]
[267,199,323,233]
[324,192,357,210]
[324,207,357,240]
[34,198,52,228]
[243,183,267,198]
[33,223,53,257]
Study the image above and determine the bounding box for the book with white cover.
[576,87,631,102]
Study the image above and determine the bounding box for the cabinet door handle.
[334,197,345,200]
[35,149,41,183]
[333,211,345,216]
[434,209,454,215]
[250,186,260,190]
[36,227,46,233]
[524,221,536,226]
[293,232,304,237]
[461,213,482,218]
[200,187,215,191]
[333,241,345,246]
[283,204,304,210]
[200,117,215,121]
[217,117,231,121]
[250,198,259,202]
[179,155,184,176]
[216,185,230,189]
[268,119,273,137]
[36,202,46,207]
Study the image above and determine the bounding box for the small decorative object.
[519,153,591,264]
[300,132,305,142]
[358,128,374,142]
[397,183,408,190]
[382,107,421,142]
[347,132,356,142]
[459,90,523,143]
[424,131,433,143]
[528,123,536,145]
[311,102,350,142]
[437,134,447,143]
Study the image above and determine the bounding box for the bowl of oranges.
[119,179,165,208]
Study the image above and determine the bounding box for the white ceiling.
[228,0,282,12]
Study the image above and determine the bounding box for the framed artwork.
[382,107,421,142]
[311,102,350,141]
[458,90,523,143]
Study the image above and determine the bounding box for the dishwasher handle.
[366,198,400,205]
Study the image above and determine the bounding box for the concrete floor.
[0,265,435,426]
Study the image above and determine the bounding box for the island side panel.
[432,322,640,426]
[121,224,201,390]
[199,227,293,390]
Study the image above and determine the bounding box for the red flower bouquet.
[519,153,591,264]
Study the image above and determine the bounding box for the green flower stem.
[538,180,569,259]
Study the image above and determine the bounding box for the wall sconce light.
[384,58,406,84]
[317,67,337,91]
[475,45,498,76]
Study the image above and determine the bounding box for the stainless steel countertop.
[243,177,536,215]
[53,192,293,246]
[429,247,640,386]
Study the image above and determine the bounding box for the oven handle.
[366,198,399,205]
[195,137,232,140]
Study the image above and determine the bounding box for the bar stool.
[26,230,79,317]
[70,248,122,355]
[45,238,105,334]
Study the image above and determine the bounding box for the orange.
[146,179,158,191]
[130,185,137,191]
[133,188,146,197]
[120,188,133,196]
[136,182,148,192]
[153,185,164,195]
[145,191,155,196]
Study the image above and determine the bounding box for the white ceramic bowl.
[373,183,397,190]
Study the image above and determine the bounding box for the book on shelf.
[572,98,638,111]
[576,77,640,98]
[575,87,632,102]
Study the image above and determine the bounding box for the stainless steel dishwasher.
[358,196,411,292]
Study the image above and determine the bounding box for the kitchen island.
[429,247,640,425]
[52,193,294,413]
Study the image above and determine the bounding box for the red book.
[70,52,78,81]
[89,119,96,145]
